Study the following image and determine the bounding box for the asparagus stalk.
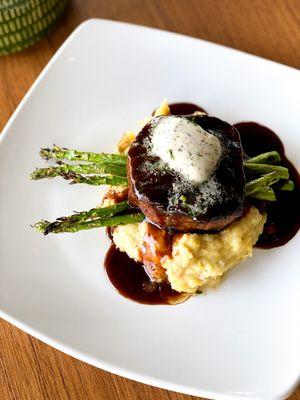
[245,172,280,196]
[65,173,127,186]
[33,201,130,233]
[34,212,144,235]
[275,180,294,191]
[244,151,281,165]
[40,146,127,165]
[33,201,138,234]
[249,188,276,201]
[243,163,289,179]
[51,201,130,225]
[31,162,127,180]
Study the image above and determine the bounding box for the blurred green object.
[0,0,69,55]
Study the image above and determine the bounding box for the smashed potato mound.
[163,207,266,292]
[112,207,266,293]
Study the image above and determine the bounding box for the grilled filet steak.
[127,114,245,231]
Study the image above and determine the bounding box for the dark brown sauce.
[104,244,185,305]
[140,223,171,282]
[235,122,300,248]
[169,102,207,115]
[106,226,114,241]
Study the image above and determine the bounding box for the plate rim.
[2,308,299,400]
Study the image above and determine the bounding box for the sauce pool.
[168,102,206,115]
[234,122,300,248]
[104,244,186,305]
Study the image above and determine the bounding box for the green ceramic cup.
[0,0,69,55]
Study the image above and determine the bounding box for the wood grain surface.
[0,1,299,399]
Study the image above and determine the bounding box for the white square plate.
[0,19,299,400]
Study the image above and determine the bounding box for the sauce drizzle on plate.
[235,122,300,248]
[104,244,186,305]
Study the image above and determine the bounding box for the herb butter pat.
[151,116,222,184]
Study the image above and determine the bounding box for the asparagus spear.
[31,162,127,180]
[245,172,280,196]
[244,151,281,165]
[275,180,294,191]
[51,201,130,225]
[34,212,144,235]
[249,188,276,201]
[243,163,289,179]
[65,173,128,186]
[33,201,140,234]
[40,146,127,165]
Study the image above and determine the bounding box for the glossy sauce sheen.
[168,102,206,115]
[104,104,299,305]
[235,122,300,248]
[140,223,170,282]
[104,244,183,305]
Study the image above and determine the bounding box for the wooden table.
[0,1,299,399]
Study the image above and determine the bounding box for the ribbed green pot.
[0,0,69,55]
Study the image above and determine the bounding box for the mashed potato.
[112,207,266,293]
[112,222,148,262]
[105,101,266,294]
[163,207,266,292]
